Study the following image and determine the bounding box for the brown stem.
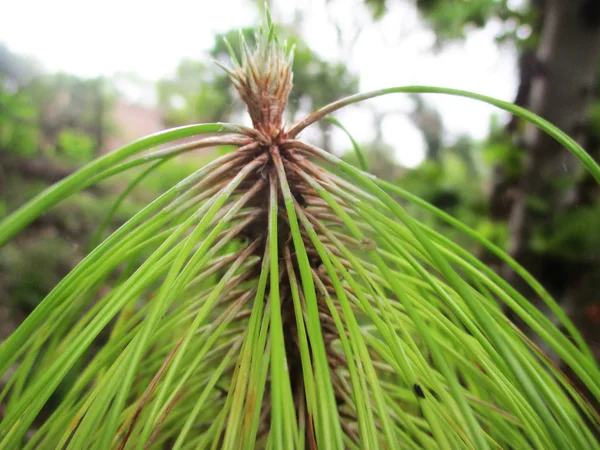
[141,135,254,161]
[118,335,187,450]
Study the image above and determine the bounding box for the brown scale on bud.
[216,14,294,143]
[360,237,377,250]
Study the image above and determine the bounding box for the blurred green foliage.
[0,46,178,320]
[57,129,96,163]
[157,58,232,125]
[532,205,600,260]
[367,0,540,46]
[0,79,39,157]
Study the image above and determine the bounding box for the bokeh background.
[1,0,599,360]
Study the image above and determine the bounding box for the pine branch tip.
[215,11,293,141]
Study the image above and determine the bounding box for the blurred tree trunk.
[495,0,600,358]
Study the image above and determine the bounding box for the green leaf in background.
[57,129,95,163]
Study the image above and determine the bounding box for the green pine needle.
[0,12,599,450]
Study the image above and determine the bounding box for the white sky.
[1,0,519,168]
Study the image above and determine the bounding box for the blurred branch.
[0,156,104,194]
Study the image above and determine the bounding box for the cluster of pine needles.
[1,12,600,450]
